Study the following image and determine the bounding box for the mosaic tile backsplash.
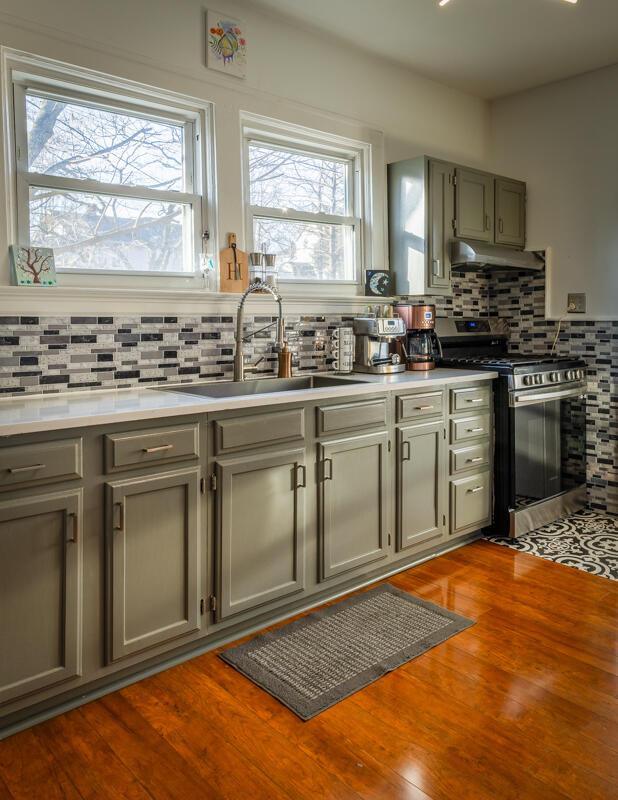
[0,268,615,512]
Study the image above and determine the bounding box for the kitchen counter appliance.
[395,303,442,371]
[353,316,406,374]
[436,317,587,537]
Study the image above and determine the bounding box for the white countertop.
[0,369,497,437]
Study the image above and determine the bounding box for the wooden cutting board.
[219,233,249,293]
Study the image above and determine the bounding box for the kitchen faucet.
[233,281,285,381]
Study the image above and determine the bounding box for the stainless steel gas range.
[436,318,588,538]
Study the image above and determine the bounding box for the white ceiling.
[250,0,618,99]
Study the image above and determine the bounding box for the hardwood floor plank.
[0,774,14,800]
[0,729,83,800]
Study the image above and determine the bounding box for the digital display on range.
[455,320,491,333]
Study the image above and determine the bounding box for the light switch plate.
[567,293,586,313]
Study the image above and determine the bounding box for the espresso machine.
[394,304,442,370]
[352,316,406,374]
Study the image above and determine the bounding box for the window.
[244,119,369,284]
[10,60,211,278]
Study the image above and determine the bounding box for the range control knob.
[523,375,533,386]
[566,370,575,380]
[577,369,584,380]
[549,372,560,382]
[535,374,543,385]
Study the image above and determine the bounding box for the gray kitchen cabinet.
[449,471,492,536]
[388,156,454,296]
[396,420,446,552]
[495,178,526,248]
[106,467,201,662]
[318,430,389,580]
[455,167,494,242]
[0,490,82,705]
[213,447,306,620]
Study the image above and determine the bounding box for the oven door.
[509,382,587,510]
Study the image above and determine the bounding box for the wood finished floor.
[1,540,617,800]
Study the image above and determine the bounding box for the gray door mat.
[219,583,475,720]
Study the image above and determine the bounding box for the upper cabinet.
[388,156,526,296]
[494,178,526,248]
[454,168,494,243]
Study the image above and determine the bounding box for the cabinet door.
[319,431,389,581]
[450,471,491,537]
[0,491,81,705]
[397,421,445,552]
[495,178,526,247]
[455,168,494,242]
[107,467,200,662]
[427,160,454,291]
[215,448,305,621]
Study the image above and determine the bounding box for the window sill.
[0,284,396,316]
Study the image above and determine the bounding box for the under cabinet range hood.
[450,239,545,272]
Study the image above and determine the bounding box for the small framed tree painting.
[207,10,247,78]
[10,245,57,286]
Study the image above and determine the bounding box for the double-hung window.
[244,118,368,284]
[10,59,210,279]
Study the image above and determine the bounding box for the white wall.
[490,64,618,320]
[0,0,490,306]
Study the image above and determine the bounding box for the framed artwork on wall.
[207,10,247,78]
[9,245,57,286]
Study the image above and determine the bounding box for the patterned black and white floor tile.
[486,509,618,581]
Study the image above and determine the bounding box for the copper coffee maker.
[394,304,442,371]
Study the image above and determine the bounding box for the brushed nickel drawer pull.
[466,398,485,403]
[66,511,78,543]
[295,464,307,489]
[142,444,174,454]
[7,463,46,474]
[322,457,333,481]
[113,502,125,531]
[467,427,484,433]
[415,405,434,411]
[467,486,484,494]
[401,440,411,462]
[466,457,484,463]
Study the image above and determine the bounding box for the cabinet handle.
[431,258,440,276]
[467,486,484,494]
[142,444,174,453]
[466,398,484,403]
[415,405,434,411]
[485,214,491,231]
[498,217,504,234]
[295,464,306,489]
[322,458,333,481]
[7,463,46,474]
[467,427,484,433]
[113,502,125,531]
[401,440,411,462]
[466,457,484,463]
[66,511,78,543]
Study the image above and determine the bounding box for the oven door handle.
[510,385,586,407]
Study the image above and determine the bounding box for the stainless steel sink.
[161,375,369,398]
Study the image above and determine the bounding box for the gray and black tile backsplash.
[0,268,615,512]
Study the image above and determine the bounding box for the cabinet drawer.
[450,413,490,443]
[450,442,491,475]
[450,471,491,535]
[0,438,82,490]
[105,424,199,472]
[396,391,444,422]
[214,408,304,455]
[317,398,387,437]
[450,385,491,413]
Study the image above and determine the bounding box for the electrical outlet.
[567,293,586,313]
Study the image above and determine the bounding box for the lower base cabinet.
[318,430,389,581]
[106,467,201,662]
[396,420,446,552]
[0,490,82,705]
[214,448,306,621]
[449,470,491,536]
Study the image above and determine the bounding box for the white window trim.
[2,48,217,290]
[241,112,373,289]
